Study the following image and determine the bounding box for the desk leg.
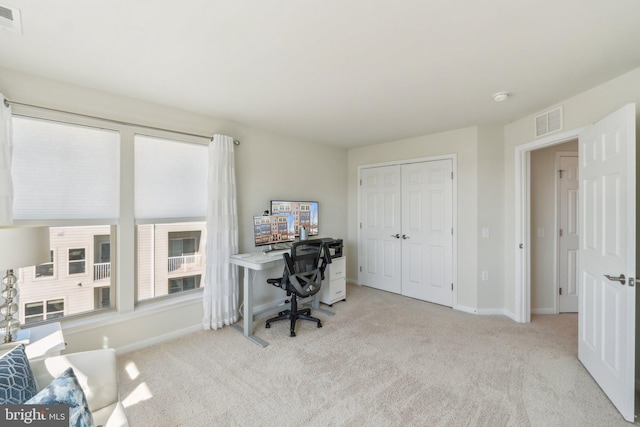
[231,266,269,347]
[311,294,335,316]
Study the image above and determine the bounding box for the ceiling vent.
[0,4,22,33]
[535,106,563,138]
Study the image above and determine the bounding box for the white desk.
[229,251,334,347]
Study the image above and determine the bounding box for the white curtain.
[0,94,12,225]
[203,134,239,330]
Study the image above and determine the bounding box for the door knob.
[402,234,410,239]
[604,274,626,285]
[390,234,400,239]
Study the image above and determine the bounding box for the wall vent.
[0,4,22,33]
[535,106,563,137]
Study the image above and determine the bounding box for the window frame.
[10,107,209,326]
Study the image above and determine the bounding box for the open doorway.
[530,140,578,315]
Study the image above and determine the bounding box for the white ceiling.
[1,1,640,148]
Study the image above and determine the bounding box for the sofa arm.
[30,348,119,414]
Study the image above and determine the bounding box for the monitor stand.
[261,243,290,254]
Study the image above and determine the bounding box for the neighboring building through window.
[24,299,64,325]
[137,222,206,302]
[169,275,201,294]
[18,226,113,324]
[68,248,86,275]
[35,250,54,278]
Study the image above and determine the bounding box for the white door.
[360,165,402,294]
[578,103,636,422]
[401,160,453,306]
[558,154,579,312]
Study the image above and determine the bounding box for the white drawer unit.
[319,256,346,306]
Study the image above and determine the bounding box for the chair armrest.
[30,348,119,413]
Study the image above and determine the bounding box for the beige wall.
[0,67,347,352]
[347,126,484,310]
[476,126,506,311]
[503,67,640,316]
[3,63,639,361]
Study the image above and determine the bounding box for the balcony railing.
[94,262,111,281]
[168,254,203,272]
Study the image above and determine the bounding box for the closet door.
[401,160,453,306]
[360,165,402,294]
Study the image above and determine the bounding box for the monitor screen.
[270,200,319,237]
[253,214,295,247]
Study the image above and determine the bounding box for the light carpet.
[117,283,637,426]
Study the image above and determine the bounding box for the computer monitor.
[253,214,295,250]
[270,200,318,237]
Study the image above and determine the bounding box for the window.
[168,231,201,272]
[94,287,111,309]
[11,116,119,321]
[35,250,54,278]
[68,248,86,275]
[24,299,64,324]
[137,222,206,301]
[18,226,113,323]
[134,134,208,302]
[94,236,111,281]
[169,275,201,294]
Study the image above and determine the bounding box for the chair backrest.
[283,240,331,297]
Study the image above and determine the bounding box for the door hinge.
[451,171,453,179]
[451,283,453,291]
[359,266,362,272]
[559,169,564,179]
[451,228,453,235]
[559,229,563,237]
[360,222,362,229]
[559,288,562,295]
[360,179,362,185]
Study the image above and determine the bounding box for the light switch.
[482,227,490,238]
[537,227,544,238]
[481,271,489,281]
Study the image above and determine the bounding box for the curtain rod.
[3,98,240,145]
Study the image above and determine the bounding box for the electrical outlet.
[481,271,489,281]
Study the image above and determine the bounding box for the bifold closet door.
[360,159,453,307]
[400,160,453,307]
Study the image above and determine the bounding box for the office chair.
[265,239,331,337]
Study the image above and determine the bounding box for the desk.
[229,252,334,347]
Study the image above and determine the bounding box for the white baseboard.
[251,297,288,316]
[503,309,517,321]
[470,308,517,321]
[115,323,203,355]
[475,308,506,316]
[454,304,477,314]
[531,308,557,315]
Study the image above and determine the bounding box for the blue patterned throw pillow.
[0,343,38,404]
[26,367,95,427]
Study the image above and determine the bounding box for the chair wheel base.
[317,322,322,328]
[290,331,296,337]
[265,323,271,329]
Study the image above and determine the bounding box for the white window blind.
[134,135,208,220]
[11,116,120,220]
